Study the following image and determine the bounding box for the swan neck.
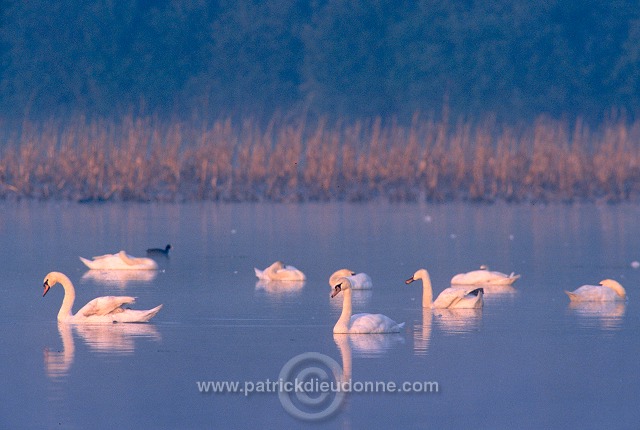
[335,288,353,332]
[421,274,433,308]
[57,276,76,321]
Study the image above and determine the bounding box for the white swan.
[450,265,520,286]
[406,269,484,309]
[80,251,158,270]
[254,261,306,281]
[329,269,373,289]
[42,271,163,323]
[565,279,626,302]
[331,276,404,334]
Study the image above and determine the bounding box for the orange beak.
[43,279,51,297]
[331,284,342,298]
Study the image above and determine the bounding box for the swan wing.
[351,273,373,289]
[117,251,140,265]
[117,251,158,269]
[452,270,519,285]
[451,271,486,284]
[565,285,618,302]
[349,313,404,333]
[91,253,117,261]
[488,271,520,285]
[110,304,163,323]
[433,287,466,308]
[273,266,306,281]
[76,296,137,317]
[433,287,481,308]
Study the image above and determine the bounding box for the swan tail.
[254,268,265,279]
[509,273,521,280]
[144,304,163,321]
[133,304,163,322]
[397,322,406,329]
[79,257,96,269]
[565,291,580,302]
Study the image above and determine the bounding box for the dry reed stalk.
[524,119,563,200]
[2,113,640,203]
[339,121,366,200]
[247,119,269,193]
[446,121,471,197]
[419,118,445,200]
[469,125,491,201]
[490,127,523,201]
[301,118,322,196]
[151,122,182,199]
[210,119,235,199]
[302,117,338,199]
[364,117,385,188]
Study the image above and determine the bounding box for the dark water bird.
[146,244,171,256]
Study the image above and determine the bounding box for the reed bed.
[0,114,639,203]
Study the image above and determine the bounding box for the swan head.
[43,279,51,297]
[599,279,626,298]
[43,271,66,297]
[329,269,356,286]
[331,277,353,298]
[405,268,429,284]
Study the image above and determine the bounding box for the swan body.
[329,269,373,289]
[451,265,520,286]
[565,279,626,302]
[406,268,484,309]
[331,276,404,334]
[80,251,158,270]
[42,271,163,323]
[254,261,306,281]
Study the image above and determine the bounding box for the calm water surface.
[1,201,639,429]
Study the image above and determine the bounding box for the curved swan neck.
[335,287,353,333]
[53,273,76,321]
[418,270,433,308]
[601,280,626,299]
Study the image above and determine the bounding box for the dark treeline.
[0,0,639,123]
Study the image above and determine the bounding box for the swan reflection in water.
[255,280,305,295]
[329,289,372,311]
[333,333,405,381]
[413,310,433,356]
[44,322,161,379]
[81,269,158,289]
[568,301,626,331]
[433,308,483,334]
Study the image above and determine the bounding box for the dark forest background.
[1,0,640,123]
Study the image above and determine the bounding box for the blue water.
[1,201,639,429]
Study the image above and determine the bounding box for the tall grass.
[0,113,639,203]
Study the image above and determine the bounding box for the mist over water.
[1,201,639,428]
